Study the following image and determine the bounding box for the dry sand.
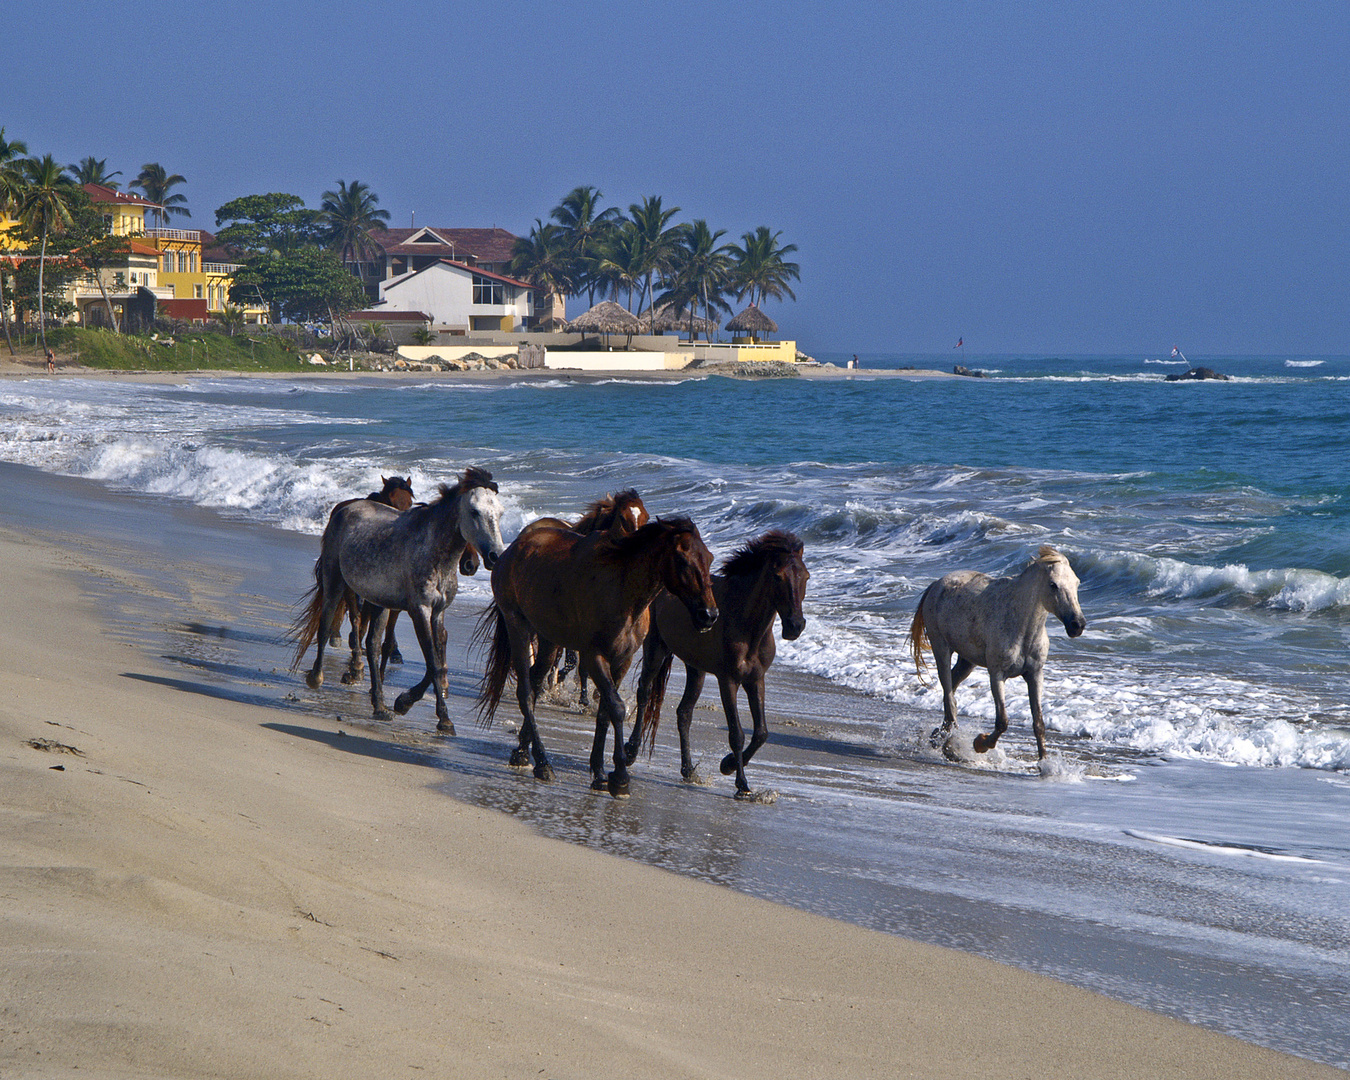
[0,519,1342,1078]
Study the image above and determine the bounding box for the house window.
[163,253,174,273]
[190,252,198,273]
[473,275,503,306]
[194,284,203,299]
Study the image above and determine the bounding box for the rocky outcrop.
[953,365,987,378]
[1165,366,1229,381]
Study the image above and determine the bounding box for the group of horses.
[292,467,1087,798]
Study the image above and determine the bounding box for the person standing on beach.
[45,348,55,373]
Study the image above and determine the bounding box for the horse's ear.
[382,475,390,485]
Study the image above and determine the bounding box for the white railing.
[144,228,202,242]
[203,262,241,275]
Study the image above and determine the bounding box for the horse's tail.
[288,558,346,671]
[909,584,935,688]
[638,650,675,756]
[473,602,512,728]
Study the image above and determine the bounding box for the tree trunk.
[37,225,49,356]
[95,271,120,333]
[0,264,14,356]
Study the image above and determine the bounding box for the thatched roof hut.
[566,300,641,348]
[650,304,719,338]
[566,300,640,334]
[725,304,778,342]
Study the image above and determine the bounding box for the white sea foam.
[1285,360,1324,368]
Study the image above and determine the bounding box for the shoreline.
[0,466,1343,1076]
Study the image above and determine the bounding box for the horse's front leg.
[587,660,630,798]
[674,666,706,781]
[716,677,754,796]
[731,675,771,788]
[363,606,392,720]
[1025,665,1047,759]
[973,670,1010,753]
[393,607,443,726]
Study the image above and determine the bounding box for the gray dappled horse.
[909,545,1086,759]
[293,467,506,733]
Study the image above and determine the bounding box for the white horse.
[909,545,1086,759]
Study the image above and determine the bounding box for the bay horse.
[292,466,506,733]
[517,490,651,701]
[625,531,808,797]
[909,545,1086,759]
[476,514,718,797]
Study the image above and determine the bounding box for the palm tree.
[319,180,390,286]
[549,185,622,307]
[656,220,733,341]
[132,163,189,227]
[72,156,122,189]
[728,226,800,308]
[509,219,575,327]
[0,128,30,355]
[18,155,79,356]
[626,195,687,329]
[592,220,648,314]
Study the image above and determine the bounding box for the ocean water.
[2,354,1348,1065]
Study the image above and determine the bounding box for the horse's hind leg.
[929,648,973,747]
[340,588,366,684]
[623,633,673,767]
[504,617,552,780]
[305,590,346,690]
[973,671,1010,754]
[394,608,444,727]
[363,607,393,720]
[587,659,630,797]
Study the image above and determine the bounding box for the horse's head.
[1036,545,1086,638]
[722,531,809,640]
[377,475,416,511]
[456,467,506,572]
[656,518,718,631]
[607,489,650,539]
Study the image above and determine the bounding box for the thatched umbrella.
[725,304,778,343]
[650,303,719,339]
[566,300,640,349]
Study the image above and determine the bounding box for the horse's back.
[922,570,993,655]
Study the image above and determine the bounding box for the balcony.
[144,228,202,243]
[203,262,242,275]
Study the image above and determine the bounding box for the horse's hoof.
[340,669,362,685]
[393,693,412,715]
[590,776,607,793]
[929,727,946,748]
[328,635,342,648]
[508,748,531,769]
[373,707,393,722]
[305,671,323,690]
[622,744,639,767]
[734,787,754,801]
[719,753,739,776]
[534,762,554,782]
[389,651,404,665]
[436,718,457,736]
[608,773,630,799]
[973,733,992,753]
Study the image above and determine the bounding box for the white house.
[371,259,534,333]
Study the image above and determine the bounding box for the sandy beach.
[0,462,1342,1078]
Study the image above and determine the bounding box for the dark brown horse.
[477,513,718,797]
[518,490,651,701]
[625,531,808,796]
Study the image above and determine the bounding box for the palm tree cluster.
[509,186,799,339]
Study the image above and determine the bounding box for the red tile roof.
[387,258,532,291]
[83,183,161,209]
[378,227,517,264]
[349,309,432,322]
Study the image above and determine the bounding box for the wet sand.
[0,462,1342,1078]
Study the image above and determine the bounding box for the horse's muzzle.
[1065,616,1086,638]
[481,549,501,572]
[782,615,806,641]
[692,605,719,632]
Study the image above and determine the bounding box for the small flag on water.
[954,338,963,349]
[1171,346,1179,357]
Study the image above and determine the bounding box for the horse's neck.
[718,571,776,641]
[424,497,466,561]
[1009,568,1052,631]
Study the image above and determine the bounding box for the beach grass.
[15,326,314,372]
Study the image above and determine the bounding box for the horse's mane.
[600,515,698,560]
[436,466,499,503]
[1034,544,1066,565]
[720,530,803,577]
[574,488,644,533]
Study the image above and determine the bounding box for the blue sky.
[9,1,1347,355]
